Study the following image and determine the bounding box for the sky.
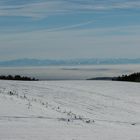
[0,0,140,60]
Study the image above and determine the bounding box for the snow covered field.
[0,80,140,140]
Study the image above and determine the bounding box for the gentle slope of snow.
[0,80,140,140]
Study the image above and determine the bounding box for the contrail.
[46,20,94,32]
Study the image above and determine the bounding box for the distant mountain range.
[0,58,140,67]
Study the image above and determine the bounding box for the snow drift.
[0,80,140,140]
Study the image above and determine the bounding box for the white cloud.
[0,25,140,60]
[0,0,140,18]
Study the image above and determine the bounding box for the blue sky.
[0,0,140,60]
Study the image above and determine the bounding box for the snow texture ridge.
[0,80,140,140]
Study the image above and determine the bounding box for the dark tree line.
[0,75,38,81]
[114,72,140,82]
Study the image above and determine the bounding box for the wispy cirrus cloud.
[0,24,140,60]
[0,1,140,60]
[0,0,140,18]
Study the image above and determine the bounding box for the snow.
[0,80,140,140]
